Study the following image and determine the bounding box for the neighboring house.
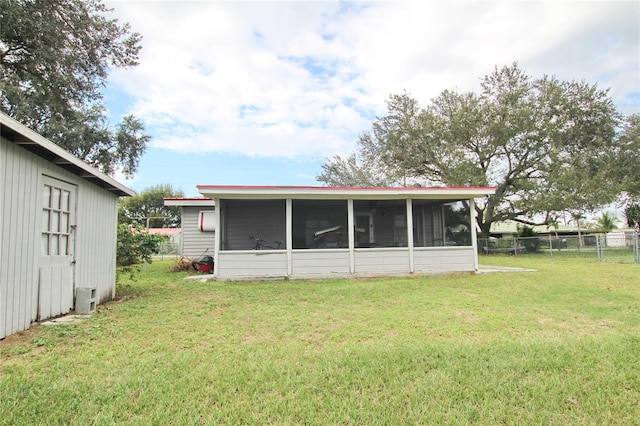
[148,228,182,244]
[163,197,215,258]
[196,185,496,280]
[606,229,637,247]
[148,228,182,255]
[1,113,135,339]
[489,221,588,237]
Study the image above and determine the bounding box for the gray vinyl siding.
[291,250,350,277]
[181,206,215,258]
[217,251,288,279]
[1,136,119,338]
[413,247,475,272]
[354,248,411,274]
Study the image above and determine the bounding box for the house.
[163,197,215,258]
[489,221,588,238]
[606,229,637,247]
[195,185,496,280]
[148,228,182,255]
[1,113,135,339]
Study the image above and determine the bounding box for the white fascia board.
[164,198,216,207]
[196,185,497,200]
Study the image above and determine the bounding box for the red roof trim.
[164,197,212,201]
[196,185,497,191]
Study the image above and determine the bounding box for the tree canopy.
[593,211,620,233]
[118,184,184,228]
[625,204,640,231]
[0,0,149,177]
[612,114,640,202]
[318,64,630,237]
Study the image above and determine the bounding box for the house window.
[41,184,72,256]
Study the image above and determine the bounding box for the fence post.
[548,234,553,257]
[634,231,639,264]
[596,235,603,262]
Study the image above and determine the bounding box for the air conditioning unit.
[75,287,97,314]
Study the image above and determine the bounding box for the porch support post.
[406,198,414,273]
[348,199,355,274]
[286,198,292,276]
[213,198,221,277]
[470,197,479,271]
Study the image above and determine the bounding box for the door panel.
[38,176,76,320]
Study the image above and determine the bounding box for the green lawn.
[1,257,639,425]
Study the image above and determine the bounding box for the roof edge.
[196,184,497,200]
[1,112,135,197]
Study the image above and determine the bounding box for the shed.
[1,112,135,339]
[197,185,496,280]
[163,197,216,258]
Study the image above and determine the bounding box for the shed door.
[38,176,76,320]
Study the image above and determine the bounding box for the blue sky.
[103,0,639,198]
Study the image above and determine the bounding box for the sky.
[103,0,640,198]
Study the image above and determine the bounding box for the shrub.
[116,224,164,267]
[517,225,541,253]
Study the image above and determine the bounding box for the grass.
[1,257,639,425]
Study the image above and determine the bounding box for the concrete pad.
[477,265,536,274]
[40,314,90,326]
[184,274,216,282]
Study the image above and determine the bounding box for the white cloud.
[106,0,640,159]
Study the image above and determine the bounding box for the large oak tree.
[118,184,184,229]
[318,64,628,237]
[0,0,149,177]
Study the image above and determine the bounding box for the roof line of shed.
[1,112,135,197]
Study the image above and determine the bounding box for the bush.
[117,224,164,267]
[517,225,541,253]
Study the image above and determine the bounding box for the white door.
[355,212,375,246]
[38,176,76,320]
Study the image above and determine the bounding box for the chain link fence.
[154,239,181,260]
[478,232,640,264]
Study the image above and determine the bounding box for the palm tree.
[571,211,586,249]
[546,216,561,250]
[547,217,560,239]
[595,211,620,233]
[595,211,620,248]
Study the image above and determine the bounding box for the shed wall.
[1,137,119,338]
[181,206,216,258]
